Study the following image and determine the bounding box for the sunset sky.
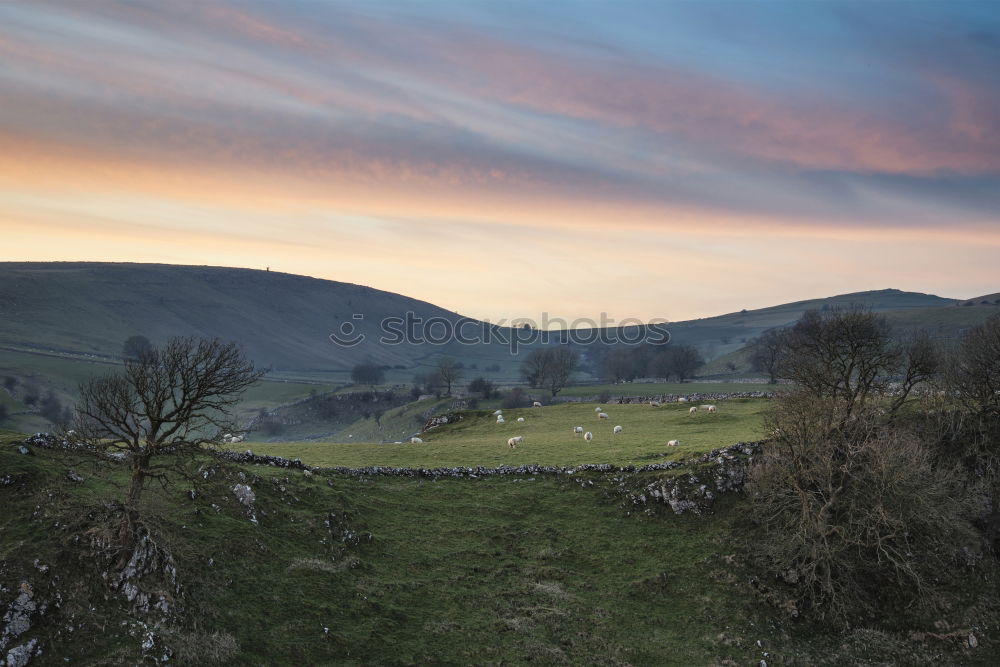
[2,1,998,324]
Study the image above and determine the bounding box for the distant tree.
[467,377,499,399]
[600,348,637,383]
[122,335,153,360]
[435,357,463,396]
[647,349,674,380]
[521,351,547,388]
[670,345,704,382]
[351,361,385,386]
[75,337,263,542]
[749,329,786,384]
[776,308,899,424]
[521,348,579,396]
[40,391,71,426]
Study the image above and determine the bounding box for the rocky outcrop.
[1,583,43,667]
[421,413,463,432]
[622,442,763,514]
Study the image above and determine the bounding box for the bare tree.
[599,348,637,383]
[670,345,704,382]
[749,328,786,384]
[435,357,463,396]
[75,337,263,539]
[887,331,939,418]
[947,313,1000,420]
[521,349,548,387]
[522,347,578,396]
[777,307,899,424]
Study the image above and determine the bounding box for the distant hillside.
[663,288,960,359]
[957,292,1000,307]
[0,264,989,378]
[0,262,524,372]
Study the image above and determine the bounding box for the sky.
[1,0,998,325]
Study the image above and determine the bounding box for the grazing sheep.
[650,401,661,407]
[507,436,523,449]
[613,425,623,434]
[497,417,505,424]
[706,405,717,413]
[584,431,593,442]
[595,406,603,412]
[598,412,609,420]
[699,405,713,410]
[493,409,503,416]
[411,437,423,444]
[667,439,680,447]
[532,401,543,408]
[688,406,698,415]
[517,417,525,423]
[677,397,688,403]
[574,426,584,434]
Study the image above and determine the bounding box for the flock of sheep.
[487,400,718,450]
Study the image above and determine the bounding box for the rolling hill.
[0,262,524,374]
[1,263,979,373]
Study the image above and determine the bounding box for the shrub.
[501,388,531,409]
[746,393,978,624]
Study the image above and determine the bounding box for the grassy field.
[235,399,769,468]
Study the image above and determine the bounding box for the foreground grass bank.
[236,400,768,468]
[2,431,995,665]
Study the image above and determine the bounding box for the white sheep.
[598,412,609,420]
[699,405,713,410]
[650,401,661,407]
[517,417,525,423]
[497,417,505,424]
[584,431,593,442]
[594,406,603,412]
[677,397,688,403]
[411,437,423,444]
[507,436,523,449]
[667,439,680,447]
[574,426,584,434]
[688,406,698,415]
[705,405,717,413]
[493,409,503,416]
[613,425,623,434]
[532,401,543,408]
